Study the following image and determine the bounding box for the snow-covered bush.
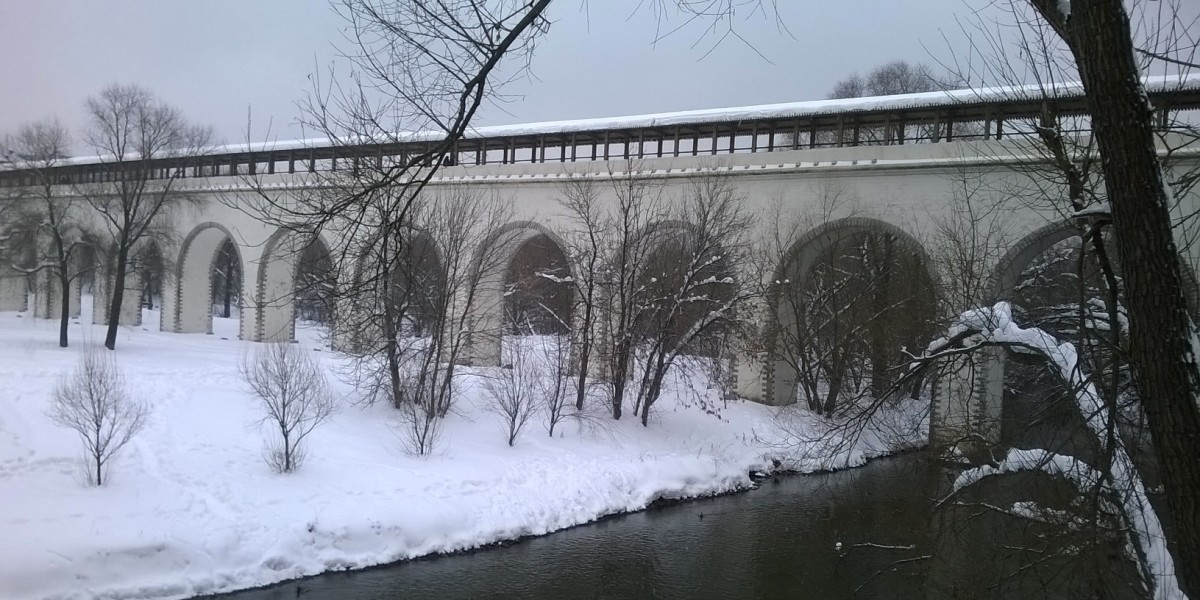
[47,350,148,486]
[241,343,336,473]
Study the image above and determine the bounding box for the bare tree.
[931,2,1200,591]
[0,119,97,347]
[482,337,538,446]
[80,83,212,350]
[533,333,573,437]
[241,343,337,473]
[556,175,605,411]
[823,60,958,145]
[1019,2,1200,593]
[391,375,442,456]
[597,166,668,421]
[226,4,556,453]
[47,351,149,486]
[829,60,944,99]
[629,174,753,426]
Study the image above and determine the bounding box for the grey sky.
[1,1,987,152]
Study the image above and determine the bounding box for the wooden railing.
[2,85,1199,189]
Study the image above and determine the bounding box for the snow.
[0,297,921,600]
[34,74,1200,169]
[1056,0,1072,20]
[929,302,1183,600]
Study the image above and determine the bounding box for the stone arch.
[635,218,737,358]
[959,219,1200,448]
[766,216,939,407]
[171,222,244,337]
[502,227,573,335]
[989,219,1200,312]
[295,236,336,325]
[253,228,336,343]
[333,226,446,352]
[129,237,168,328]
[986,220,1080,304]
[469,220,574,366]
[393,230,446,338]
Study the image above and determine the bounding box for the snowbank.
[0,300,920,600]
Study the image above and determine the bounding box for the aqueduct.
[3,77,1200,449]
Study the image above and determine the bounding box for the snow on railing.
[3,74,1199,187]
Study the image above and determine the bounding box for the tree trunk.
[222,252,233,319]
[104,243,130,350]
[611,370,625,420]
[575,291,594,410]
[283,431,291,472]
[640,367,666,426]
[383,305,403,408]
[1051,1,1200,594]
[58,271,70,348]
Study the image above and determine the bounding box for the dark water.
[212,455,941,600]
[212,449,1143,600]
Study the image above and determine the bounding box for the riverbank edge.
[197,444,930,600]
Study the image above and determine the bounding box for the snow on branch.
[919,302,1183,599]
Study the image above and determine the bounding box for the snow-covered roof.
[40,73,1200,167]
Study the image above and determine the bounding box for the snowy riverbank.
[0,303,925,600]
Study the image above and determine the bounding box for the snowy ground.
[0,297,925,600]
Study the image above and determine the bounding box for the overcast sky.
[0,1,994,152]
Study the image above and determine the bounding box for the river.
[209,444,1148,599]
[210,454,945,600]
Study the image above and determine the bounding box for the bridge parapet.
[4,78,1198,189]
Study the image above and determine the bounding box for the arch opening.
[254,229,337,344]
[771,218,938,414]
[130,239,167,329]
[296,236,335,326]
[1000,232,1114,455]
[175,223,244,338]
[503,233,572,336]
[634,227,735,359]
[390,232,446,339]
[212,238,243,321]
[981,221,1200,456]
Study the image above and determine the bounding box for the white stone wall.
[18,134,1200,437]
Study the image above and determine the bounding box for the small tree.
[557,175,605,411]
[391,372,443,457]
[241,343,337,473]
[535,333,573,437]
[483,336,538,446]
[1,119,95,348]
[47,351,148,486]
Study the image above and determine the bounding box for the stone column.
[931,347,1004,450]
[0,268,27,312]
[733,351,767,404]
[93,264,143,327]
